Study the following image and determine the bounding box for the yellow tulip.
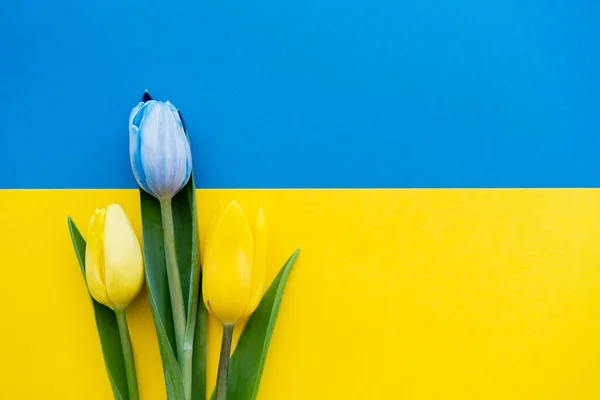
[202,200,267,325]
[85,204,144,310]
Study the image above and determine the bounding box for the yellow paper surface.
[1,189,600,399]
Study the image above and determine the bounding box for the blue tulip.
[129,100,192,200]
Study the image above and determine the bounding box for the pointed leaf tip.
[142,90,153,102]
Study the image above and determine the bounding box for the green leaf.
[191,298,208,399]
[138,92,206,399]
[183,173,207,400]
[67,217,128,400]
[139,190,186,400]
[176,108,207,400]
[218,249,300,400]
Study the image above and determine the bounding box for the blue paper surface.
[1,0,599,189]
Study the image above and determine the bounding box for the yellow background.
[1,189,600,399]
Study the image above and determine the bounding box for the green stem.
[215,324,234,400]
[181,266,200,396]
[159,198,189,397]
[182,333,194,399]
[115,309,140,400]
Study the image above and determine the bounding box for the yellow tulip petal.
[103,204,144,310]
[85,207,114,309]
[244,206,267,316]
[202,200,254,324]
[201,204,221,269]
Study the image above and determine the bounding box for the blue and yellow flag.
[1,0,600,399]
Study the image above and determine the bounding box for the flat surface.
[2,189,600,399]
[2,1,600,399]
[1,0,600,189]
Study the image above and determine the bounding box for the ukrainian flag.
[1,0,600,399]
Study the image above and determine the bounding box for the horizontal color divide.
[1,1,599,189]
[2,189,600,399]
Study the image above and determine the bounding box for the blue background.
[1,0,599,189]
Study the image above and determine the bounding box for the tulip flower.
[85,204,143,400]
[85,204,144,310]
[129,100,192,201]
[202,201,267,400]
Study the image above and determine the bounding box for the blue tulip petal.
[129,125,151,194]
[177,133,193,193]
[140,102,175,198]
[166,104,191,195]
[129,102,152,194]
[138,102,165,197]
[166,101,184,129]
[165,101,177,113]
[132,101,153,129]
[129,102,144,128]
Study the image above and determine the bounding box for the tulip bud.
[129,100,192,200]
[85,204,144,310]
[203,201,267,325]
